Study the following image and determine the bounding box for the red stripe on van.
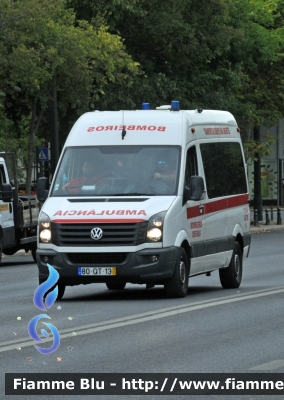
[187,193,249,219]
[52,219,146,224]
[227,193,249,208]
[205,198,227,214]
[186,205,202,219]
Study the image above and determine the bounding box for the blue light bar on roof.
[142,103,150,110]
[171,100,180,111]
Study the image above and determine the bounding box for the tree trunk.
[253,126,263,221]
[26,97,44,195]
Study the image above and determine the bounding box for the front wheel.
[219,242,242,288]
[39,279,66,301]
[106,282,126,290]
[56,284,66,300]
[31,248,37,263]
[164,247,189,298]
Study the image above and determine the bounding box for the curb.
[2,250,32,258]
[250,224,284,234]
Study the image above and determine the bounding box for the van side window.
[185,146,198,187]
[200,142,247,198]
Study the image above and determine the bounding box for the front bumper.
[36,247,179,286]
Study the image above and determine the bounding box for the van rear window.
[200,142,247,198]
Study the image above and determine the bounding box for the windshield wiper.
[109,193,154,196]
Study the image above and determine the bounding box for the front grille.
[51,222,147,246]
[67,253,127,264]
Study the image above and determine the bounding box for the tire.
[164,247,189,298]
[219,242,242,289]
[40,279,66,301]
[106,282,126,290]
[56,284,66,300]
[31,248,37,263]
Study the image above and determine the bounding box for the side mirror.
[36,177,49,203]
[190,176,205,201]
[1,183,13,202]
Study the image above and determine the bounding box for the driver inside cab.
[153,155,176,191]
[62,160,106,194]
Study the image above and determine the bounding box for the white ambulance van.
[36,101,251,299]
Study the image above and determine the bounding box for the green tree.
[226,0,284,129]
[67,0,258,117]
[224,0,284,216]
[2,0,284,194]
[0,0,138,193]
[67,0,284,127]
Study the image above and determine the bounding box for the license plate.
[78,267,116,276]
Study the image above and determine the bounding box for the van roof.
[65,108,240,148]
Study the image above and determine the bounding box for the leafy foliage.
[1,0,284,188]
[0,0,138,192]
[243,133,276,161]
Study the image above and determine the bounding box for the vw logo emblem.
[90,227,103,240]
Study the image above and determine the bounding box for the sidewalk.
[250,207,284,233]
[250,220,284,234]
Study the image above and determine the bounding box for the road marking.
[1,286,284,353]
[249,360,284,371]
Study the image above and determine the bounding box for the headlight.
[39,212,50,228]
[39,212,51,243]
[42,220,50,228]
[146,211,166,243]
[40,229,52,243]
[147,228,162,242]
[152,215,163,227]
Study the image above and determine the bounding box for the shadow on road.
[59,284,224,303]
[0,256,34,268]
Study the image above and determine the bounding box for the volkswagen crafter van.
[36,101,251,299]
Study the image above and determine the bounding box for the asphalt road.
[1,231,284,399]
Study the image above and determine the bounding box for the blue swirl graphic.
[28,314,60,355]
[33,264,59,311]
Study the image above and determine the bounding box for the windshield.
[51,145,181,197]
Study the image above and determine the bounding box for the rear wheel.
[164,247,189,298]
[106,282,126,290]
[219,242,242,288]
